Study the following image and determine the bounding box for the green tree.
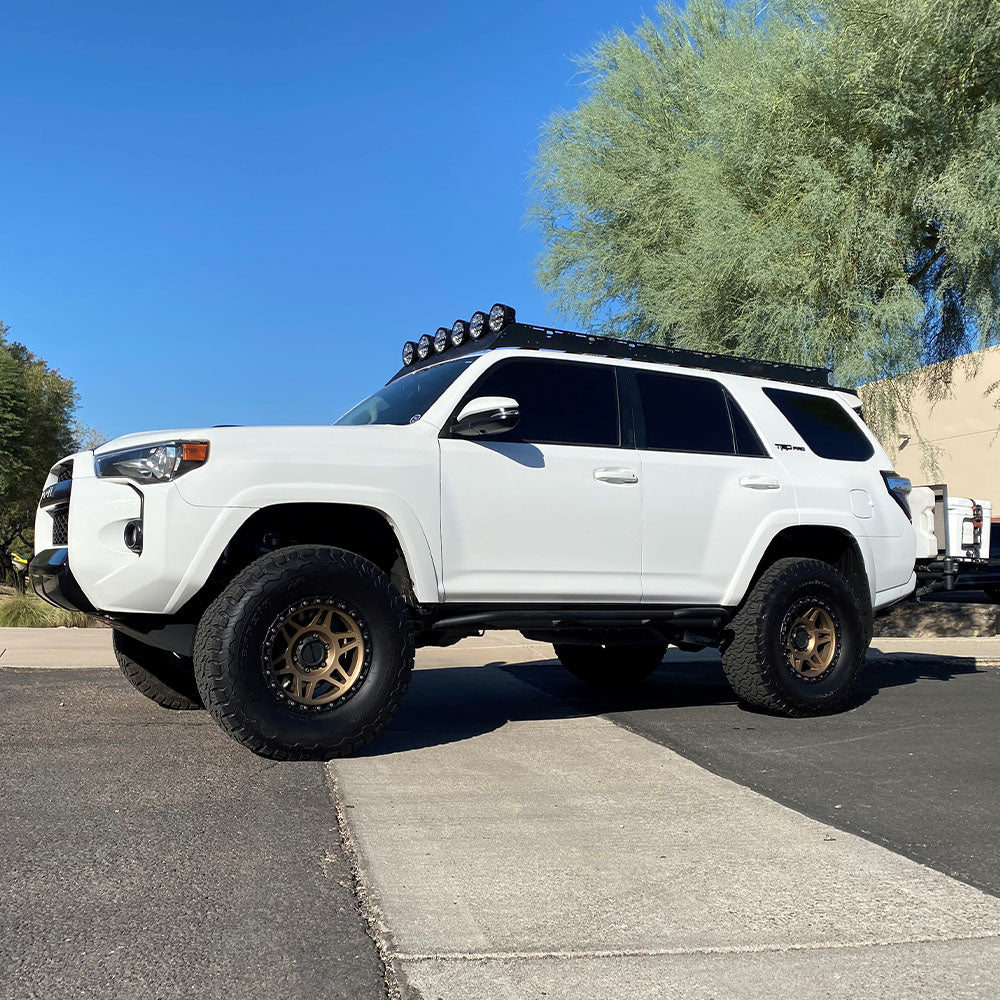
[0,323,79,587]
[530,0,1000,445]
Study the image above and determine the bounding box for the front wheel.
[721,557,869,716]
[193,545,414,760]
[553,642,667,687]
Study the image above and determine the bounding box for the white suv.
[31,304,917,758]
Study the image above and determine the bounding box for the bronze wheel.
[263,598,370,711]
[783,603,838,679]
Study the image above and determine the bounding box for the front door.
[439,357,642,603]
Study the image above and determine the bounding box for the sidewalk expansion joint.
[393,931,1000,964]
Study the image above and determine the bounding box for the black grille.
[51,507,69,546]
[56,462,73,483]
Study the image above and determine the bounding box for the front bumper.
[29,547,97,614]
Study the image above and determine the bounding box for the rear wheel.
[553,642,667,687]
[721,557,868,716]
[113,630,202,711]
[193,545,413,760]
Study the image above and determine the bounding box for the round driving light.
[488,303,515,332]
[469,311,487,339]
[402,341,416,366]
[434,327,449,353]
[450,320,468,347]
[417,334,433,360]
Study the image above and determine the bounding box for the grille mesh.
[51,507,69,546]
[56,463,73,483]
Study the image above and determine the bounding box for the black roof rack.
[389,321,835,390]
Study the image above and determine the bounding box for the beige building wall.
[890,346,1000,505]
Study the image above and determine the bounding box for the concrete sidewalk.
[333,635,1000,999]
[0,626,113,668]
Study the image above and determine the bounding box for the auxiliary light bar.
[400,303,516,366]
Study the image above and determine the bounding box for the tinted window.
[729,398,767,457]
[636,371,737,454]
[466,358,620,446]
[764,388,874,461]
[336,357,476,426]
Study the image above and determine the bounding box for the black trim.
[29,547,96,614]
[39,479,72,508]
[108,617,196,657]
[416,602,730,632]
[391,321,837,390]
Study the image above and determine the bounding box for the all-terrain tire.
[113,630,203,711]
[193,545,414,760]
[553,642,667,687]
[720,557,869,716]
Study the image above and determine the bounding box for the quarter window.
[764,388,874,461]
[462,358,620,447]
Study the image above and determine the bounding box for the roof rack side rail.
[389,321,835,391]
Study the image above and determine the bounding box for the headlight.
[450,320,468,347]
[402,341,416,366]
[417,334,433,360]
[469,311,487,339]
[434,327,449,354]
[488,302,515,332]
[96,441,209,483]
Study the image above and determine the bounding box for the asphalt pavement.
[0,668,386,1000]
[505,649,1000,896]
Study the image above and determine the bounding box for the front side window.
[461,358,620,447]
[764,387,874,461]
[336,357,476,426]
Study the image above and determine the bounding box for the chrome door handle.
[740,474,781,490]
[594,467,639,485]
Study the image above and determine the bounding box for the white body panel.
[35,346,918,617]
[439,438,641,601]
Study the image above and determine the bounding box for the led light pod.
[450,320,468,347]
[488,303,515,332]
[402,341,417,366]
[469,311,487,339]
[434,327,449,353]
[417,334,433,360]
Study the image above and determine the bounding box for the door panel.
[630,368,794,604]
[639,450,792,604]
[440,439,642,601]
[438,355,641,603]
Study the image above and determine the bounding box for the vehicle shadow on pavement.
[358,651,984,756]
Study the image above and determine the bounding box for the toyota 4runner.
[30,304,917,758]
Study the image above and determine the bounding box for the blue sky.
[1,1,646,439]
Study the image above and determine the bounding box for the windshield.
[335,356,477,426]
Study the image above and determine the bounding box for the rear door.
[439,356,642,602]
[630,368,794,605]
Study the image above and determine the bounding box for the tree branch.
[908,247,946,287]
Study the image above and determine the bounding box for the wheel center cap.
[791,626,811,651]
[295,634,328,669]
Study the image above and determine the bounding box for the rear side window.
[764,388,874,461]
[635,371,766,456]
[465,358,620,447]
